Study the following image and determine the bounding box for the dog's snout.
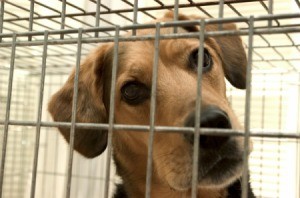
[184,106,231,149]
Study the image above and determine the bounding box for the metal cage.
[0,0,300,198]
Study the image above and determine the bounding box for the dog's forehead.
[116,42,153,84]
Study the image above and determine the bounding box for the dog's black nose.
[184,106,231,150]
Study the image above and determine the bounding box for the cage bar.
[145,22,160,198]
[95,0,101,37]
[65,28,83,198]
[173,0,179,33]
[60,0,67,39]
[103,26,120,198]
[30,30,49,198]
[242,16,255,198]
[0,1,4,42]
[218,0,224,30]
[0,33,17,198]
[190,19,205,198]
[28,0,34,41]
[132,0,138,36]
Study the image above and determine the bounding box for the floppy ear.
[48,44,112,158]
[164,11,247,89]
[205,23,247,89]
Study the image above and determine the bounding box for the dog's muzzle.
[184,106,244,187]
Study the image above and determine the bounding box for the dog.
[48,12,255,198]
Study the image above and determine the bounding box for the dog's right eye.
[121,82,150,105]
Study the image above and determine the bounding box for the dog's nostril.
[200,107,231,149]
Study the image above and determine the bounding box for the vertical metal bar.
[61,0,67,39]
[42,75,53,198]
[75,157,80,198]
[241,16,254,198]
[41,128,48,198]
[228,87,233,104]
[0,33,17,198]
[9,79,19,198]
[261,74,266,130]
[103,26,120,198]
[30,30,48,198]
[54,76,63,197]
[191,19,205,198]
[276,73,284,197]
[95,0,101,37]
[218,0,224,30]
[296,73,300,198]
[20,79,29,198]
[173,0,179,33]
[28,0,34,41]
[65,28,83,198]
[87,160,94,198]
[258,74,266,195]
[268,0,273,28]
[0,1,4,42]
[132,0,138,36]
[145,22,160,198]
[11,79,22,196]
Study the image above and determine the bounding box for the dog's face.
[48,12,250,193]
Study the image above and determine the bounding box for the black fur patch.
[113,184,128,198]
[113,179,255,198]
[227,177,255,198]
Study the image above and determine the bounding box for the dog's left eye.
[121,82,150,105]
[189,48,212,72]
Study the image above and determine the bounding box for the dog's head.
[48,12,249,192]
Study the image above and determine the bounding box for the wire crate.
[0,0,300,198]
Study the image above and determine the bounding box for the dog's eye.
[121,82,150,105]
[189,48,212,72]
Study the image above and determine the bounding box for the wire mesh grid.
[0,0,300,198]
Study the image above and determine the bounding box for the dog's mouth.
[197,153,243,187]
[195,138,245,187]
[164,138,245,191]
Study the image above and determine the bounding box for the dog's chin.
[166,159,243,191]
[166,175,191,192]
[165,147,244,191]
[197,157,244,188]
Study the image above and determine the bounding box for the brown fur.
[48,12,252,198]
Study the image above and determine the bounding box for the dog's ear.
[205,23,247,89]
[48,44,112,158]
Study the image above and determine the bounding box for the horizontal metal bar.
[0,48,300,61]
[0,120,299,139]
[1,12,300,39]
[3,0,266,23]
[0,27,299,48]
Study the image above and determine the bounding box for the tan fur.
[48,12,250,198]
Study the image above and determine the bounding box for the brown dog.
[48,12,255,198]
